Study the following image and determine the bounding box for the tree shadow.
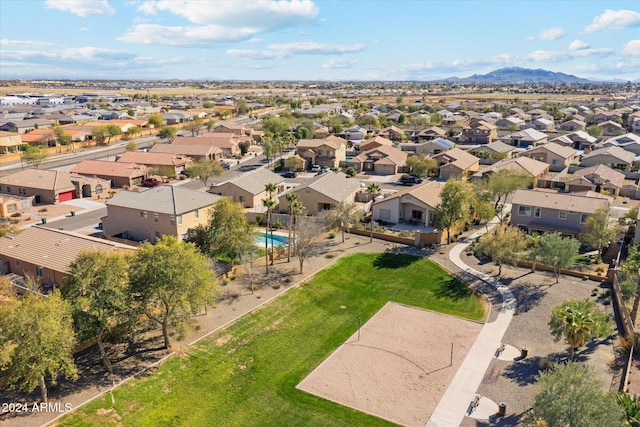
[372,252,420,269]
[473,413,523,427]
[508,281,548,314]
[435,277,473,300]
[501,355,545,386]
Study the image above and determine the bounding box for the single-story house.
[518,142,579,169]
[181,133,244,158]
[416,126,447,142]
[149,143,223,162]
[414,138,455,156]
[473,157,550,185]
[466,140,516,160]
[0,169,110,204]
[348,145,408,175]
[70,160,148,188]
[580,146,635,171]
[597,120,624,136]
[359,135,394,152]
[496,116,524,130]
[563,164,625,197]
[377,126,405,141]
[550,130,597,151]
[117,151,193,176]
[0,131,22,154]
[503,128,548,148]
[558,119,587,132]
[0,226,137,286]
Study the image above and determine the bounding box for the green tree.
[586,124,604,138]
[408,114,429,135]
[615,392,640,427]
[548,298,613,361]
[486,169,533,213]
[622,243,640,322]
[157,126,177,143]
[185,159,224,187]
[238,141,250,156]
[205,118,216,132]
[125,140,137,151]
[264,182,278,265]
[105,124,123,143]
[54,125,72,146]
[285,193,298,262]
[535,233,580,283]
[291,199,304,257]
[147,114,164,129]
[236,99,249,115]
[63,251,129,373]
[433,180,473,243]
[262,116,290,136]
[184,117,204,136]
[126,126,142,140]
[22,145,49,168]
[580,209,616,260]
[328,200,363,243]
[366,183,381,243]
[262,197,277,273]
[189,198,255,266]
[526,362,624,426]
[357,115,380,132]
[0,291,77,403]
[406,154,439,178]
[91,126,108,144]
[475,224,528,275]
[203,101,215,108]
[129,236,218,349]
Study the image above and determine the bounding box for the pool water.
[254,232,289,246]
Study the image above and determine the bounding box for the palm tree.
[285,193,298,262]
[291,200,304,257]
[264,183,278,265]
[549,299,612,361]
[366,183,381,243]
[262,198,277,272]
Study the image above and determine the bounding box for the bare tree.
[240,252,263,295]
[295,216,325,274]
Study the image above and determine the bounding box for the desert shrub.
[328,231,336,239]
[399,231,411,238]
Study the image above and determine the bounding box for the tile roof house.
[0,131,22,154]
[209,168,285,209]
[474,157,550,185]
[558,119,587,132]
[359,135,394,152]
[563,164,625,197]
[0,119,54,133]
[549,130,596,151]
[372,181,442,228]
[102,185,223,244]
[70,160,148,188]
[117,151,193,176]
[0,169,110,204]
[598,120,624,136]
[177,133,244,157]
[503,128,548,148]
[0,226,137,286]
[433,148,480,180]
[510,189,610,237]
[377,126,405,141]
[414,138,456,156]
[496,116,525,130]
[524,117,555,132]
[460,120,497,144]
[518,142,579,170]
[277,172,360,215]
[416,126,447,142]
[467,140,516,160]
[149,143,223,162]
[348,145,408,175]
[580,146,635,171]
[296,136,347,169]
[595,133,640,155]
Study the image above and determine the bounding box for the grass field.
[60,253,485,427]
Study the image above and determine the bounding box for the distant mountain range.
[443,67,593,84]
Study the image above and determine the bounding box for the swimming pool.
[253,232,289,247]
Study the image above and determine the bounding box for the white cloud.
[568,39,589,51]
[584,9,640,33]
[45,0,115,17]
[527,27,566,40]
[0,39,55,48]
[622,40,640,56]
[79,27,89,32]
[128,0,319,45]
[227,41,365,59]
[323,58,358,69]
[451,54,514,69]
[528,47,612,62]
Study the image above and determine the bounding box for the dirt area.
[10,203,76,228]
[297,302,483,427]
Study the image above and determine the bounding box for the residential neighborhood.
[2,74,640,427]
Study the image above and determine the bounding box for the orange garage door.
[58,190,76,202]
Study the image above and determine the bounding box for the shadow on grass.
[372,252,420,269]
[435,278,473,300]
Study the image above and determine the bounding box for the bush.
[328,231,336,239]
[221,278,230,286]
[399,231,411,238]
[38,208,48,213]
[345,167,357,177]
[274,163,283,172]
[10,212,20,218]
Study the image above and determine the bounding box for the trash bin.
[498,402,506,416]
[521,347,528,358]
[41,217,47,224]
[70,210,76,217]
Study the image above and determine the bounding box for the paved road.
[42,207,107,232]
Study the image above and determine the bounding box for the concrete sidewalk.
[427,214,516,426]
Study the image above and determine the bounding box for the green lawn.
[60,253,485,427]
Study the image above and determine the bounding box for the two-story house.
[510,189,610,237]
[460,120,497,144]
[504,128,548,148]
[580,146,635,171]
[209,168,285,209]
[102,185,223,243]
[296,136,347,169]
[518,142,578,170]
[277,172,360,215]
[433,148,480,180]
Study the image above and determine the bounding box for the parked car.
[141,178,163,187]
[399,175,423,185]
[281,171,297,178]
[311,165,322,173]
[321,166,330,173]
[221,162,230,170]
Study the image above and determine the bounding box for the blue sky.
[1,0,639,81]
